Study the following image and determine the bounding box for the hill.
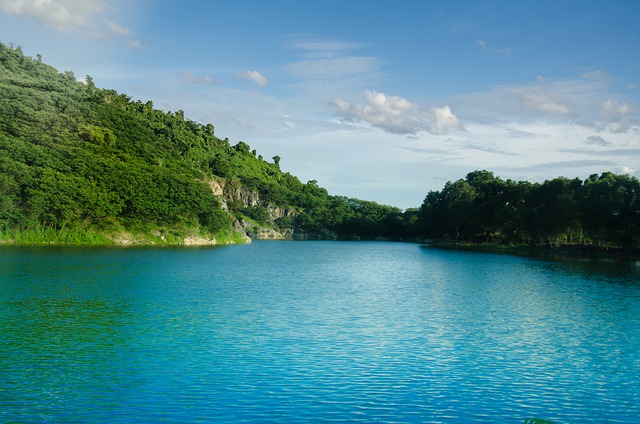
[0,42,418,245]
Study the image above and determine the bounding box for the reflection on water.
[1,242,639,423]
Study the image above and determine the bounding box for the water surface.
[1,241,639,423]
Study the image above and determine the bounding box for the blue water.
[1,241,639,423]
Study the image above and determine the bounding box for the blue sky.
[1,0,639,209]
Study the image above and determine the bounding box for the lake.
[1,241,639,423]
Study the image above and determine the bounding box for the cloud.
[563,147,640,157]
[334,90,465,135]
[127,39,145,50]
[179,72,217,85]
[581,70,608,80]
[475,39,511,57]
[584,135,612,147]
[444,138,516,156]
[0,0,145,49]
[432,105,466,135]
[104,19,131,36]
[515,87,571,114]
[0,0,105,32]
[288,56,380,80]
[285,35,380,81]
[236,70,268,87]
[286,38,364,53]
[600,99,634,133]
[455,73,639,135]
[508,159,618,173]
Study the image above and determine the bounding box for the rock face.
[183,235,218,246]
[208,178,299,240]
[249,228,292,240]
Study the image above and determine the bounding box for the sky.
[1,0,639,209]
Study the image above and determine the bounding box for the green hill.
[0,42,414,245]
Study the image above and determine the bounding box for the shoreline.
[425,240,640,262]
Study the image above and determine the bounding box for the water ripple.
[1,242,639,422]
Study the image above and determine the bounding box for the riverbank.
[425,240,640,262]
[0,226,251,247]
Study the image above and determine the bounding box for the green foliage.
[0,42,409,243]
[421,170,640,251]
[78,124,117,146]
[0,43,238,242]
[0,221,113,245]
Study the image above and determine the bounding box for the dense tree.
[420,170,640,251]
[0,43,408,243]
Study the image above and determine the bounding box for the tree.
[437,179,476,240]
[524,177,582,247]
[581,172,640,249]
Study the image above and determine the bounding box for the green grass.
[0,223,250,246]
[214,229,249,245]
[0,223,113,245]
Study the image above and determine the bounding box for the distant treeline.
[420,170,640,250]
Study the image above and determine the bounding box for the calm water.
[1,241,639,423]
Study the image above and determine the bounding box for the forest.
[0,42,413,244]
[420,170,640,252]
[0,42,638,253]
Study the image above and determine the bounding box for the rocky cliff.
[208,178,299,240]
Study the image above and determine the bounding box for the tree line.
[420,170,640,250]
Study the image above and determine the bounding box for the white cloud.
[581,70,608,80]
[334,90,464,135]
[0,0,104,32]
[287,56,380,80]
[178,72,217,85]
[127,39,145,50]
[236,70,268,87]
[601,99,634,133]
[104,18,131,37]
[475,39,511,57]
[285,35,380,81]
[432,105,466,135]
[515,87,571,115]
[0,0,144,49]
[286,38,365,53]
[454,74,638,136]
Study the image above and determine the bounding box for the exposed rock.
[111,232,142,245]
[207,178,225,196]
[267,204,297,221]
[250,228,286,240]
[183,235,218,246]
[223,182,260,207]
[207,178,301,240]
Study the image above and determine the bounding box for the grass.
[0,223,250,246]
[0,223,113,245]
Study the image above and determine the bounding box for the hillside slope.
[0,43,415,245]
